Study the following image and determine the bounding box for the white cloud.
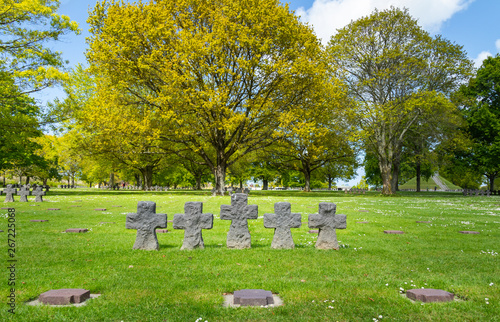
[473,51,492,68]
[296,0,475,44]
[496,39,500,52]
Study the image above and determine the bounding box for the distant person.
[434,186,437,191]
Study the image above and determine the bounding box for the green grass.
[1,189,499,321]
[400,176,462,190]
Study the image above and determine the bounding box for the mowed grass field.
[1,189,499,321]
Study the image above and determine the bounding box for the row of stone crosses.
[462,189,498,196]
[126,193,346,251]
[1,184,46,202]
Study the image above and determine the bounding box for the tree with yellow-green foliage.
[0,0,79,94]
[327,7,473,195]
[86,0,327,195]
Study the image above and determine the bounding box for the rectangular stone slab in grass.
[406,289,454,303]
[264,202,301,249]
[173,202,213,250]
[308,202,346,250]
[66,228,88,233]
[233,289,274,306]
[220,193,258,249]
[126,201,167,251]
[39,289,90,305]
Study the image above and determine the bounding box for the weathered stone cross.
[32,186,46,202]
[173,202,213,250]
[264,202,301,249]
[126,201,167,250]
[3,185,17,202]
[308,202,346,250]
[17,186,30,202]
[220,193,258,249]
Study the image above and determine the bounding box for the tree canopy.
[327,7,473,194]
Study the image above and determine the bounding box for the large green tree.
[327,7,473,195]
[87,0,326,195]
[457,55,500,190]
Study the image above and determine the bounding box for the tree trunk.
[379,160,393,195]
[195,176,202,190]
[141,165,153,189]
[109,172,115,187]
[134,173,141,187]
[416,161,421,192]
[488,174,496,191]
[213,162,226,196]
[328,177,333,190]
[239,180,243,189]
[303,168,311,192]
[25,176,30,185]
[262,179,269,190]
[43,178,48,185]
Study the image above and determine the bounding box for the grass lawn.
[1,189,499,321]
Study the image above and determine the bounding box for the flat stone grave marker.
[384,230,404,234]
[1,207,13,210]
[156,229,168,233]
[31,220,48,222]
[17,186,30,202]
[234,289,274,306]
[358,210,369,212]
[70,205,81,207]
[308,202,346,250]
[416,221,432,223]
[47,208,60,211]
[39,289,90,305]
[357,221,370,224]
[94,208,106,211]
[406,289,454,303]
[66,228,88,233]
[264,202,301,249]
[308,230,319,234]
[2,185,16,202]
[173,202,213,250]
[459,231,480,234]
[99,222,116,224]
[32,186,46,202]
[220,193,258,249]
[126,201,167,250]
[112,205,122,207]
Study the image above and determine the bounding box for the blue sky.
[43,0,500,186]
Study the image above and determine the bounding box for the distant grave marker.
[416,221,432,223]
[32,186,46,202]
[47,208,60,211]
[126,201,167,251]
[31,220,48,222]
[264,202,301,249]
[39,289,90,305]
[308,202,346,250]
[384,230,404,234]
[357,221,370,224]
[156,229,169,233]
[99,222,116,224]
[406,289,454,303]
[459,231,480,234]
[17,186,30,202]
[173,202,213,250]
[2,185,16,202]
[66,228,88,233]
[220,193,258,249]
[94,208,106,211]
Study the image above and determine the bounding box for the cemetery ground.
[0,190,498,321]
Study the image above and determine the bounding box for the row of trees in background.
[1,1,498,193]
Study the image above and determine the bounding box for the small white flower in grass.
[379,315,383,319]
[386,284,389,286]
[490,283,494,286]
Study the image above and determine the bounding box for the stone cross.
[32,186,46,202]
[220,193,258,249]
[126,201,167,250]
[264,202,301,249]
[308,202,346,250]
[2,185,17,202]
[17,186,31,202]
[173,202,213,250]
